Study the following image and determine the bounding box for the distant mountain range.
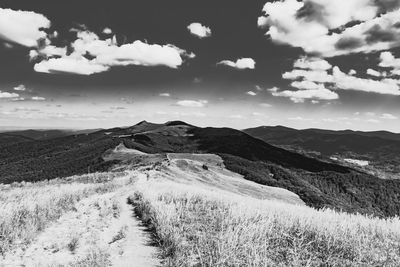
[244,126,400,179]
[1,121,400,217]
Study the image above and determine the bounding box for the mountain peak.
[164,121,193,127]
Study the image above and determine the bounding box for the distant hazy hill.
[2,121,400,217]
[244,126,400,179]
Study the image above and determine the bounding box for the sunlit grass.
[132,180,400,267]
[0,173,121,255]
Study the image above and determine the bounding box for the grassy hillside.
[2,121,400,217]
[132,178,400,267]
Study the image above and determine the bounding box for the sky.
[0,0,400,132]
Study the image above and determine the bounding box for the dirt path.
[1,174,161,267]
[110,195,160,267]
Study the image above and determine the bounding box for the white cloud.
[0,91,19,98]
[247,91,257,96]
[159,93,170,97]
[349,69,357,75]
[0,8,50,47]
[293,57,332,70]
[13,84,26,91]
[282,56,400,98]
[31,96,46,101]
[103,28,112,34]
[187,23,212,38]
[176,100,208,108]
[380,113,398,119]
[366,68,385,77]
[258,0,400,57]
[332,66,400,95]
[291,80,327,90]
[283,69,334,83]
[217,58,255,69]
[33,29,194,75]
[272,87,339,103]
[267,87,279,93]
[34,55,110,75]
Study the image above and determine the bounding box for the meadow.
[0,173,122,257]
[133,180,400,267]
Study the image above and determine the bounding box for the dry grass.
[0,174,119,255]
[132,181,400,267]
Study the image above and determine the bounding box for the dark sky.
[0,0,399,131]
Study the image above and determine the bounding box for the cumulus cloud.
[33,29,194,75]
[217,58,255,69]
[247,91,257,96]
[159,93,170,97]
[0,91,19,98]
[379,51,400,75]
[31,96,46,101]
[283,69,334,83]
[103,28,112,34]
[332,66,400,95]
[258,0,400,57]
[34,55,110,75]
[176,100,208,107]
[366,68,385,77]
[280,56,400,101]
[13,84,26,91]
[380,113,398,119]
[272,87,339,103]
[293,57,332,70]
[187,23,212,38]
[0,8,50,47]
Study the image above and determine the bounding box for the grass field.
[0,173,122,256]
[132,180,400,267]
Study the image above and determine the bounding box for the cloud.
[176,100,208,107]
[272,87,339,103]
[33,29,194,75]
[380,113,398,119]
[293,57,332,70]
[366,68,385,77]
[31,96,46,101]
[159,93,170,97]
[0,91,19,98]
[0,8,50,47]
[103,28,112,34]
[349,69,357,75]
[332,66,400,95]
[247,91,257,96]
[187,23,212,38]
[282,56,400,98]
[217,58,255,69]
[13,84,26,91]
[378,51,400,75]
[291,80,327,90]
[34,56,110,75]
[258,0,400,57]
[283,69,334,83]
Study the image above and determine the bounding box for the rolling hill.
[2,121,400,217]
[244,126,400,179]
